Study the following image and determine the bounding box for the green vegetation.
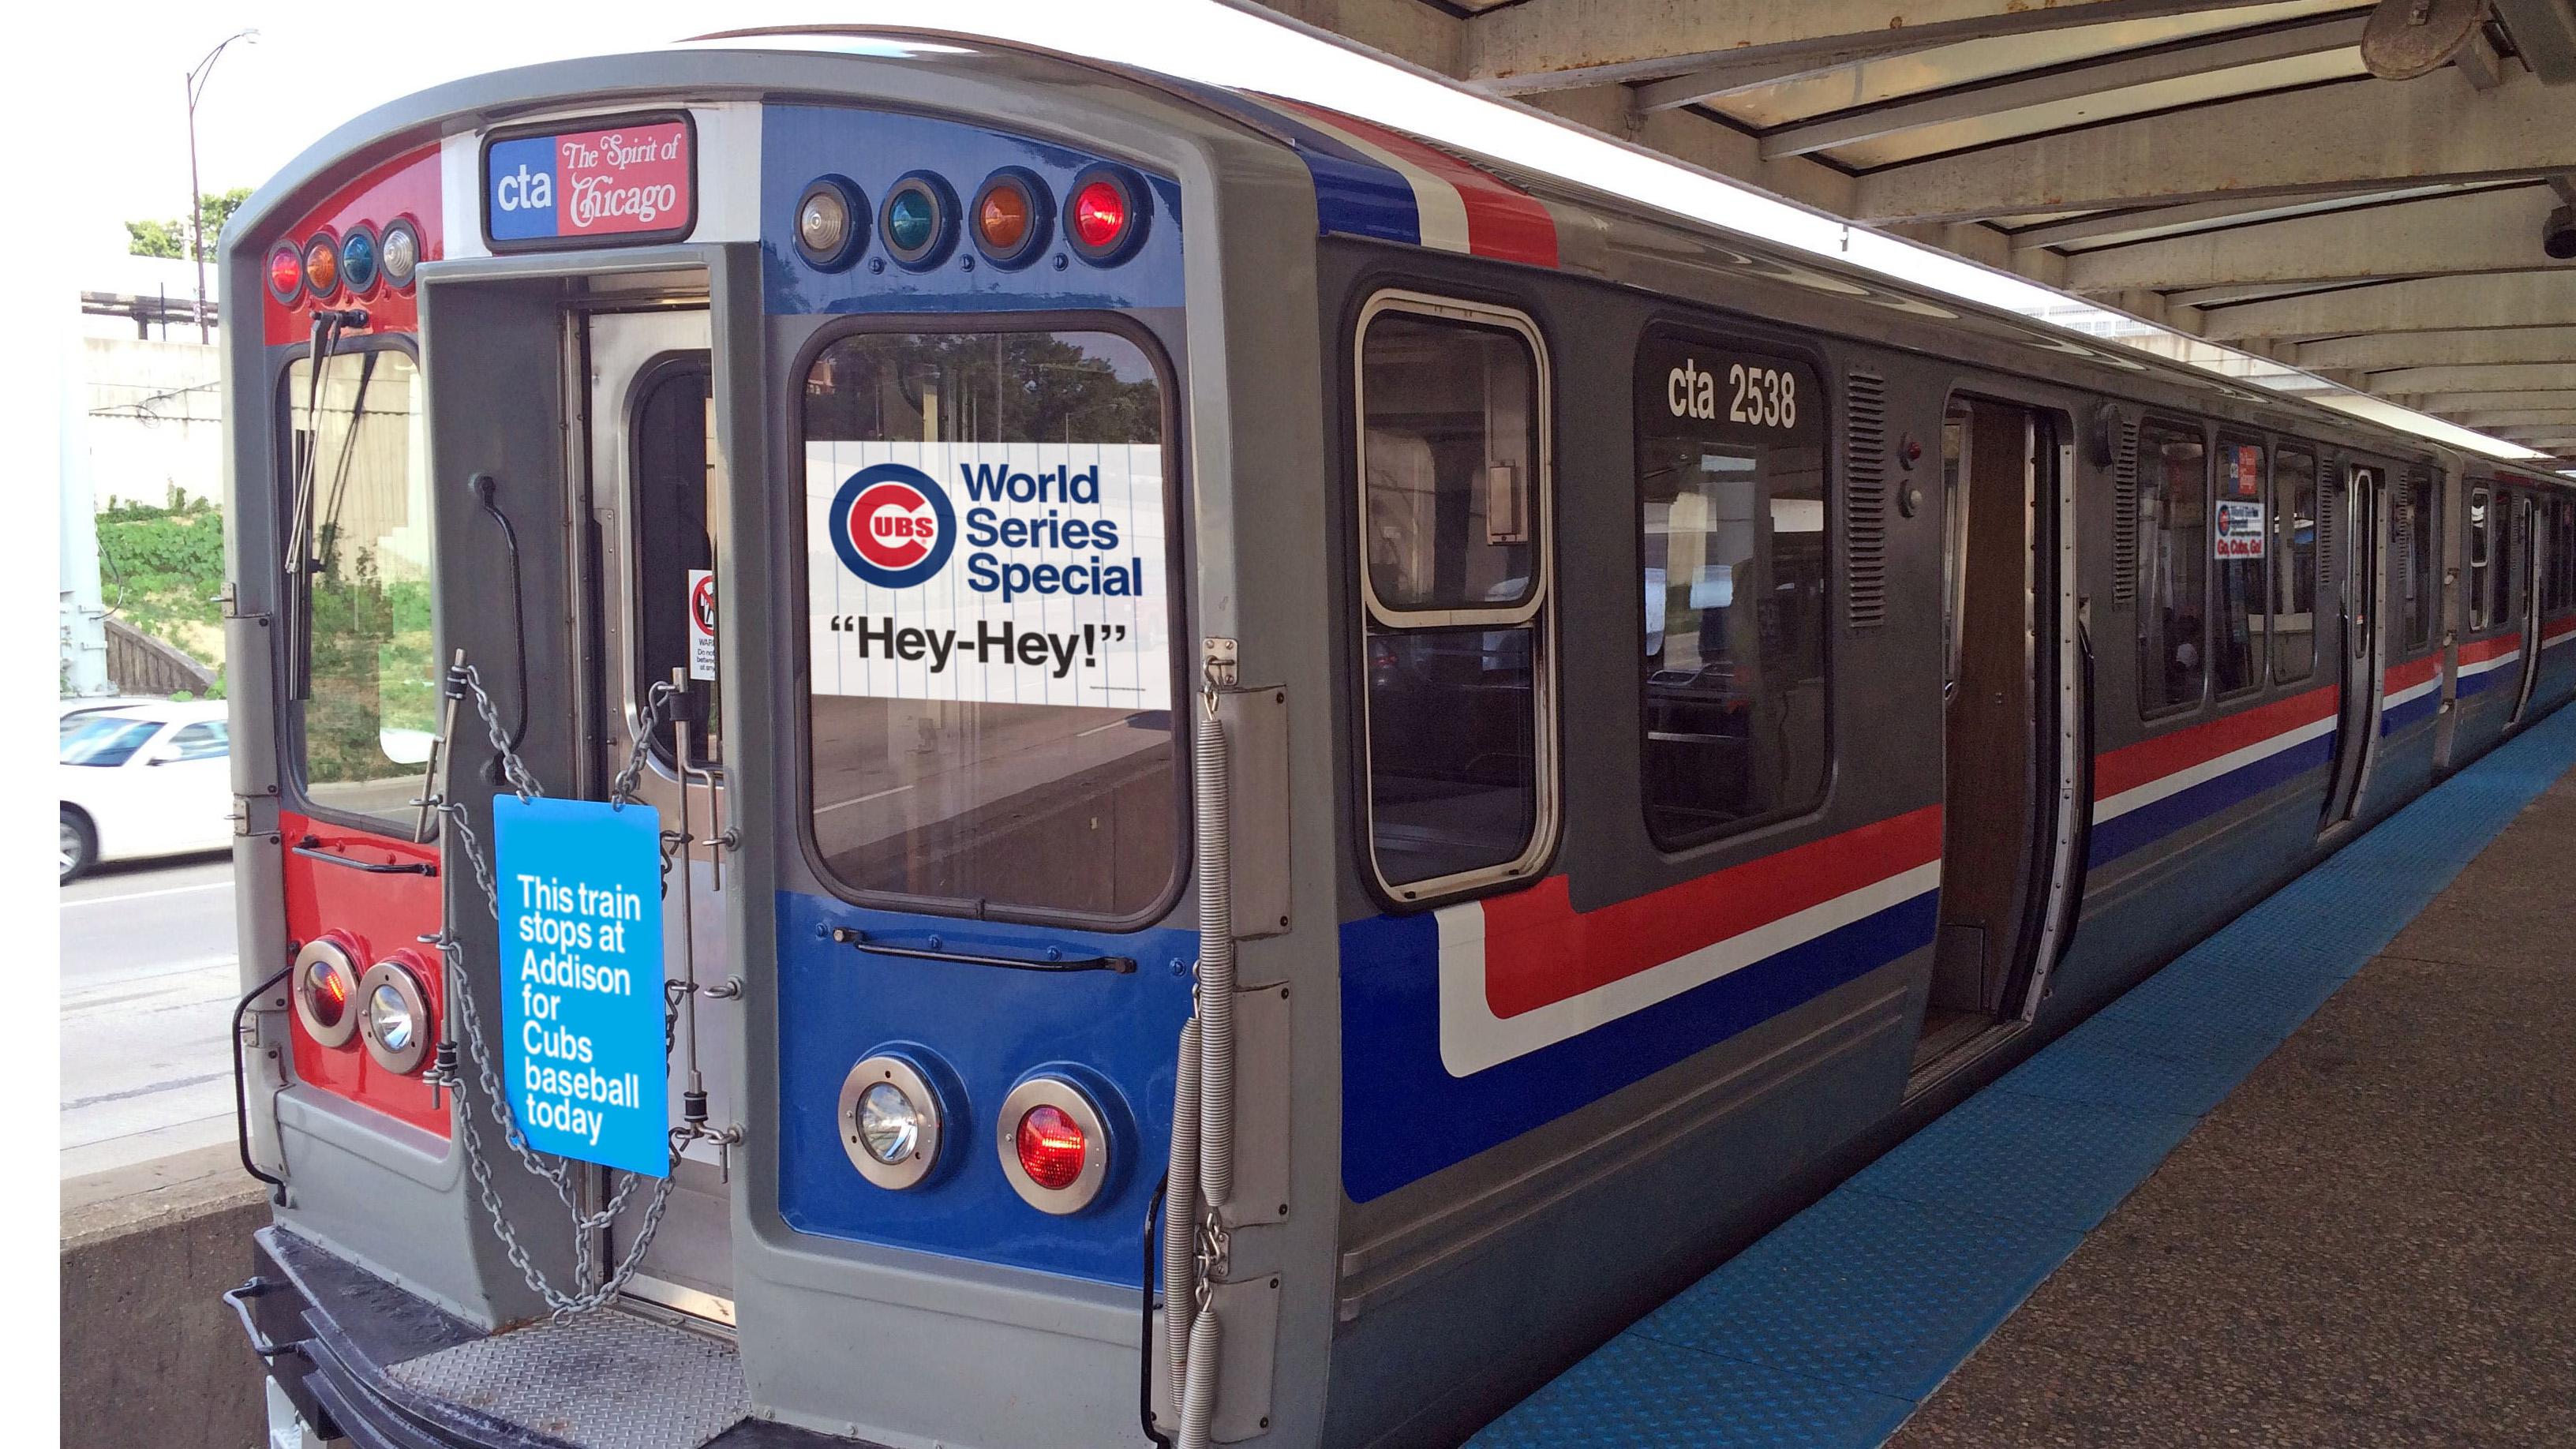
[96,489,226,696]
[305,522,435,784]
[125,186,253,261]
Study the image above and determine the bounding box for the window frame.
[1630,316,1835,855]
[2210,430,2270,702]
[2134,413,2213,721]
[2468,484,2496,634]
[619,347,721,777]
[2268,441,2323,686]
[784,310,1193,933]
[1350,288,1561,906]
[271,331,436,839]
[2400,466,2439,655]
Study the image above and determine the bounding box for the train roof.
[238,23,2568,485]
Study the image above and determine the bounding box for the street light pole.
[185,28,256,346]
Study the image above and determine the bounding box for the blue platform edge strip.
[1473,703,2576,1449]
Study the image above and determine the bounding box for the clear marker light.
[857,1080,923,1164]
[379,220,420,288]
[800,188,848,254]
[365,981,415,1053]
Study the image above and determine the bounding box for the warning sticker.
[2216,499,2266,559]
[807,442,1168,709]
[687,568,717,682]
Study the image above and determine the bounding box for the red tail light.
[267,242,305,302]
[1014,1104,1087,1190]
[1070,181,1127,253]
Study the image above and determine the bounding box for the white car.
[59,701,234,882]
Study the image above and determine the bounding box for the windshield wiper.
[279,309,367,701]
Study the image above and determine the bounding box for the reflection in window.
[2212,440,2267,698]
[2136,421,2208,715]
[1358,304,1548,894]
[1637,336,1826,848]
[167,721,230,761]
[632,360,719,769]
[2402,471,2436,652]
[2469,488,2494,631]
[800,330,1175,919]
[285,348,432,825]
[2272,449,2319,682]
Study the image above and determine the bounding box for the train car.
[219,28,2574,1449]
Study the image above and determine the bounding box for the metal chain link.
[427,664,688,1320]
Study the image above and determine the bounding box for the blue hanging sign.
[493,796,669,1178]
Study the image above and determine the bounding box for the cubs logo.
[828,463,957,589]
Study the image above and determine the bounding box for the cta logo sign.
[829,464,957,589]
[485,114,695,250]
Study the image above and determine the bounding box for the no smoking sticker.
[687,569,717,681]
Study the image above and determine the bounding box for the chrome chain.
[425,664,687,1320]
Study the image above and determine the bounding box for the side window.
[1356,296,1553,899]
[2271,447,2319,682]
[1636,330,1827,848]
[167,721,230,761]
[2402,470,2436,653]
[631,358,719,768]
[283,346,432,828]
[2469,487,2493,631]
[2136,420,2209,717]
[2211,438,2267,699]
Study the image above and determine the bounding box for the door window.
[2211,438,2266,698]
[631,358,719,769]
[2469,487,2495,631]
[1356,296,1554,899]
[2401,470,2436,653]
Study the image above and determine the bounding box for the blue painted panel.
[773,890,1194,1283]
[1338,892,1936,1204]
[2087,728,2335,867]
[760,104,1185,316]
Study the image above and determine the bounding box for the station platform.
[1474,706,2576,1448]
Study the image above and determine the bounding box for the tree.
[124,186,254,261]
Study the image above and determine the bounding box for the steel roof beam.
[1758,16,2369,161]
[1855,66,2576,224]
[2400,389,2576,410]
[2296,327,2576,371]
[1462,0,2277,93]
[2495,0,2576,84]
[2367,364,2576,394]
[2197,273,2576,339]
[2439,408,2576,427]
[2063,187,2576,291]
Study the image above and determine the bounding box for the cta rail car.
[220,28,2576,1449]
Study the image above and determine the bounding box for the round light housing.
[995,1075,1111,1214]
[356,957,432,1075]
[291,938,361,1048]
[879,172,959,271]
[266,242,305,304]
[972,168,1051,269]
[302,232,341,299]
[838,1054,945,1189]
[795,176,867,271]
[379,218,421,289]
[1063,166,1150,265]
[339,223,380,295]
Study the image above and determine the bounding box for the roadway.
[59,853,240,1178]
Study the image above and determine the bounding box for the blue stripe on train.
[2087,727,2337,867]
[2455,665,2514,698]
[2382,690,2439,736]
[1339,890,1939,1204]
[1154,79,1422,245]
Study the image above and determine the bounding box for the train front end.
[223,35,1334,1449]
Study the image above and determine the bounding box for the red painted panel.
[2459,631,2524,665]
[280,809,450,1136]
[2093,683,2339,803]
[261,146,441,346]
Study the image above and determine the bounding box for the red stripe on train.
[2459,631,2523,665]
[2094,683,2338,803]
[1274,99,1561,269]
[2386,654,2441,691]
[1481,805,1942,1020]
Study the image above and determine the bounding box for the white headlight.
[356,958,432,1075]
[839,1054,944,1189]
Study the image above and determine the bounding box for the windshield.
[62,718,161,767]
[283,347,432,826]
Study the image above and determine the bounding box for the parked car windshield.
[61,717,162,767]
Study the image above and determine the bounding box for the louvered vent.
[2110,417,2142,605]
[2318,463,2338,583]
[1844,370,1889,629]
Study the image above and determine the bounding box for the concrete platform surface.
[1889,770,2576,1448]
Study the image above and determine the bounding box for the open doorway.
[1919,397,2069,1076]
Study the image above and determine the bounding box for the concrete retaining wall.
[63,1144,271,1449]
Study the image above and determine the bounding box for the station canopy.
[1242,0,2576,470]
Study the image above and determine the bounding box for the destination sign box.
[485,112,695,251]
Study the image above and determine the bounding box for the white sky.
[36,0,2557,465]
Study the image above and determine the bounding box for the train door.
[582,305,738,1326]
[1920,397,2072,1074]
[2322,464,2382,829]
[2510,491,2544,724]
